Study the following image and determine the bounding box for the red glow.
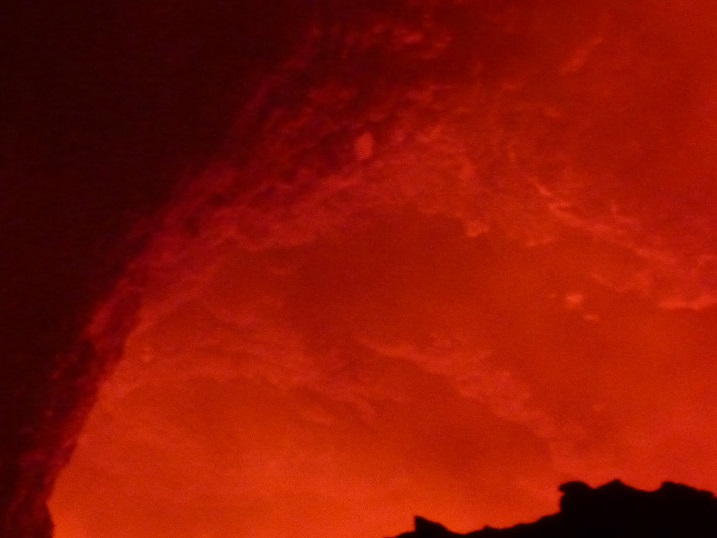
[50,2,717,537]
[50,210,717,537]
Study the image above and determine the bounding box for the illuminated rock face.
[394,481,717,537]
[3,1,717,537]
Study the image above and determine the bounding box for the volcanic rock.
[392,481,717,537]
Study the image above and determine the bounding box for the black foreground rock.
[392,480,717,537]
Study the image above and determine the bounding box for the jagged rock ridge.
[393,480,717,537]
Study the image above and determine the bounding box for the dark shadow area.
[0,1,313,534]
[393,481,717,537]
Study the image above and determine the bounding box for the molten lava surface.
[50,2,717,537]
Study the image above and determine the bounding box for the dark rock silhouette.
[391,480,717,537]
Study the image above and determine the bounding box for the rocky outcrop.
[393,481,717,537]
